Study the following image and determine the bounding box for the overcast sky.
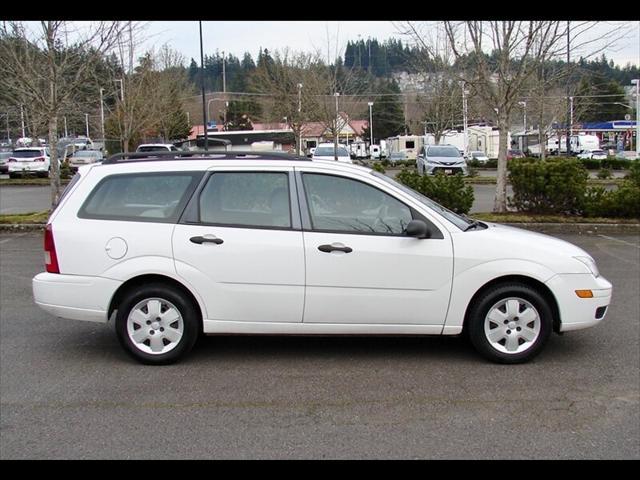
[140,21,640,67]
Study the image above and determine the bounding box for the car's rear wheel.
[467,283,552,364]
[115,283,200,365]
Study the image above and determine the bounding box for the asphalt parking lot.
[0,232,638,459]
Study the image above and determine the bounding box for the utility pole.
[5,113,9,144]
[85,113,89,138]
[99,88,105,144]
[64,116,68,138]
[199,21,208,151]
[334,92,340,161]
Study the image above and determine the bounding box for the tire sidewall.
[468,284,553,364]
[115,284,199,365]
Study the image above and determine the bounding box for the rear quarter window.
[78,172,202,223]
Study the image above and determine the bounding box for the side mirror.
[405,219,430,239]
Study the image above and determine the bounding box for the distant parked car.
[312,143,352,163]
[507,149,525,161]
[469,150,489,164]
[417,145,468,176]
[0,151,13,174]
[136,144,181,153]
[387,151,408,165]
[68,149,104,172]
[7,147,54,178]
[577,149,608,161]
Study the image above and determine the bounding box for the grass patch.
[0,210,50,224]
[472,212,639,224]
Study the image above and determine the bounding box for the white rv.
[548,135,600,155]
[386,135,424,160]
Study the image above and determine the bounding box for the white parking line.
[0,233,28,245]
[597,234,640,249]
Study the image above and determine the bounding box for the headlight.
[574,256,599,277]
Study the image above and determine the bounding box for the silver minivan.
[417,145,468,176]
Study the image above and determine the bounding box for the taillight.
[44,224,60,273]
[34,157,45,162]
[7,158,16,162]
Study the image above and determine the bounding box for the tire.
[466,283,552,364]
[115,283,200,365]
[8,173,19,179]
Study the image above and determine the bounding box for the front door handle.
[190,235,224,245]
[318,243,352,253]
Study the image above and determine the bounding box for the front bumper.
[546,273,613,332]
[427,164,468,175]
[33,272,122,323]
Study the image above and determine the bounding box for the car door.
[172,167,305,324]
[296,168,454,326]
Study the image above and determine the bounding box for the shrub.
[371,162,386,174]
[583,160,640,218]
[597,168,612,180]
[395,170,474,215]
[507,158,588,214]
[59,161,72,180]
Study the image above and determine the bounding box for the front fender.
[442,259,557,334]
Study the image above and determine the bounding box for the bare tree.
[250,49,324,154]
[0,21,126,206]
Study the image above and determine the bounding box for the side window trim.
[179,170,302,231]
[295,170,443,239]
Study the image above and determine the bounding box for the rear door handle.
[318,244,352,253]
[190,235,224,245]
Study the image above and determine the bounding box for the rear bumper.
[546,273,613,332]
[33,272,122,323]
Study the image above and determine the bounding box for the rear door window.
[198,172,291,229]
[78,172,202,222]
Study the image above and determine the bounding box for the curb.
[1,222,638,235]
[502,223,639,235]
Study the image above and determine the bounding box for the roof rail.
[102,150,311,164]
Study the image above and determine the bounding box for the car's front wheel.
[467,283,553,364]
[115,283,200,365]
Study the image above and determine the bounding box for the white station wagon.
[33,151,612,364]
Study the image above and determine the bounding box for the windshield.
[137,146,170,152]
[12,150,45,158]
[371,171,472,231]
[72,151,100,157]
[427,147,460,157]
[314,146,349,157]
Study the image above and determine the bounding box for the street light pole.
[368,102,374,151]
[20,104,25,138]
[334,92,340,161]
[518,101,527,133]
[632,79,639,157]
[85,113,89,138]
[297,83,303,155]
[64,116,68,138]
[222,51,227,129]
[461,82,469,155]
